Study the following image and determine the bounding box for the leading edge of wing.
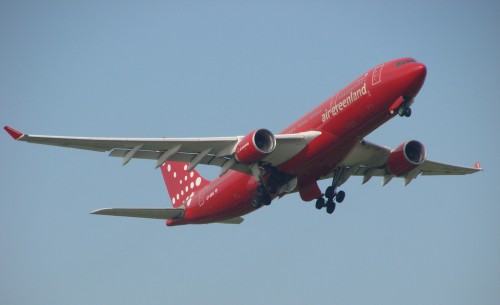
[4,125,239,153]
[91,208,184,220]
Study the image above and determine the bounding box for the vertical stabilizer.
[160,161,210,208]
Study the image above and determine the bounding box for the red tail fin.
[160,161,210,208]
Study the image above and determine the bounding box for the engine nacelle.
[235,129,276,165]
[386,140,426,176]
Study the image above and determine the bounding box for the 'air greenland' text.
[322,82,367,123]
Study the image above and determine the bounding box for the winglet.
[474,161,482,170]
[3,126,24,140]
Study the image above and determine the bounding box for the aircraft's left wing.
[3,126,320,175]
[331,139,482,186]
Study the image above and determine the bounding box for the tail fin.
[160,161,210,208]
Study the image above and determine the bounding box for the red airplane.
[4,57,481,226]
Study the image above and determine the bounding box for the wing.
[326,139,481,186]
[3,126,320,175]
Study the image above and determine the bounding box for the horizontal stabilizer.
[91,208,184,220]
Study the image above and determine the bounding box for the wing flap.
[91,208,184,220]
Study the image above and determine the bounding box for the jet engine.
[386,140,426,176]
[235,129,276,165]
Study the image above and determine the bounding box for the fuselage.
[168,58,427,226]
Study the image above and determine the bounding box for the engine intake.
[386,140,426,176]
[235,129,276,165]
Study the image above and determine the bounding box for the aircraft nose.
[405,62,427,97]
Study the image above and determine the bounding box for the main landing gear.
[252,184,272,208]
[252,164,290,209]
[315,167,346,214]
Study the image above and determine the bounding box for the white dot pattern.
[164,162,208,208]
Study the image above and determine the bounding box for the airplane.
[4,57,482,226]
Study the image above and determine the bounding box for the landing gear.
[398,96,413,117]
[252,184,271,208]
[316,168,347,214]
[398,106,411,117]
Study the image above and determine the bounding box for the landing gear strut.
[315,167,346,214]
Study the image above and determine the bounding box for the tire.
[326,201,336,214]
[262,196,272,206]
[267,183,278,195]
[336,191,345,203]
[325,186,334,199]
[252,199,262,208]
[315,197,325,210]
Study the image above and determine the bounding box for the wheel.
[336,191,345,203]
[326,201,336,214]
[315,197,325,210]
[325,186,334,199]
[262,194,272,206]
[267,183,278,194]
[257,185,267,194]
[404,107,412,117]
[252,199,262,208]
[398,107,406,117]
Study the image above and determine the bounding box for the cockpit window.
[396,59,416,67]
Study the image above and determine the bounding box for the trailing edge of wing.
[91,208,184,220]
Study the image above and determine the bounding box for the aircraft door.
[372,64,384,85]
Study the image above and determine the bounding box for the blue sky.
[1,1,499,304]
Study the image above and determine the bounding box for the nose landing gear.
[398,106,412,117]
[397,96,413,117]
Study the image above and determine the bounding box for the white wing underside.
[322,140,481,186]
[13,130,322,175]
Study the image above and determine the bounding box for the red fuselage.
[168,58,427,226]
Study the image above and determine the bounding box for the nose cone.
[405,63,427,97]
